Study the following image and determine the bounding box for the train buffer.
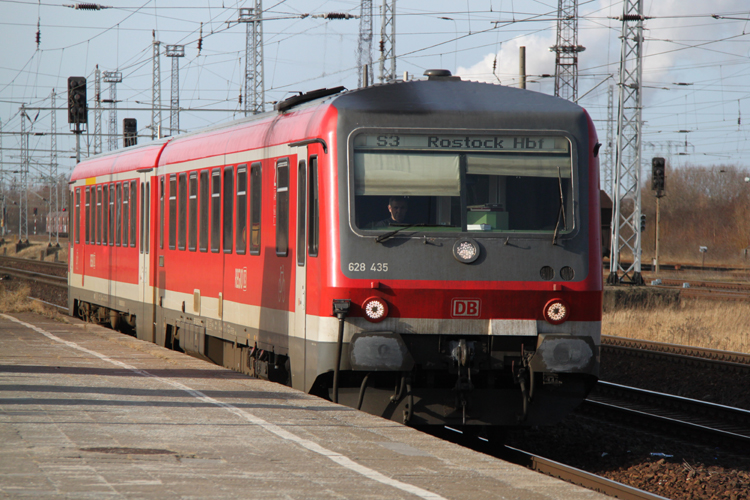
[0,312,610,500]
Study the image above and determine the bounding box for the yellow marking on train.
[85,177,97,185]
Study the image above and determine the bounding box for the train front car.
[312,71,602,428]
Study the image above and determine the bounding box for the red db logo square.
[452,298,481,318]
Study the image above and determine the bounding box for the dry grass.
[0,236,67,263]
[603,299,750,354]
[0,285,62,320]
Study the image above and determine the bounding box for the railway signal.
[67,76,87,124]
[652,157,665,195]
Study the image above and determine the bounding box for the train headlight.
[543,299,569,325]
[452,238,480,264]
[362,296,389,322]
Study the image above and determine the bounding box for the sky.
[2,0,750,189]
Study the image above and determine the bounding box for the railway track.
[584,381,750,452]
[0,254,68,278]
[602,335,750,366]
[0,265,67,288]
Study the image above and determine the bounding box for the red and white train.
[68,70,602,430]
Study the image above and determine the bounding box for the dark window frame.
[129,180,137,248]
[249,162,262,255]
[236,165,247,255]
[159,176,165,250]
[222,165,234,254]
[199,170,209,252]
[123,181,130,248]
[84,187,90,244]
[178,173,187,251]
[108,184,115,246]
[169,174,177,250]
[276,158,289,257]
[308,156,319,257]
[189,172,198,252]
[210,168,221,253]
[116,183,122,246]
[296,159,306,266]
[75,188,80,244]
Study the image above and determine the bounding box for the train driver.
[374,196,408,227]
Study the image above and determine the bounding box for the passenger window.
[189,173,198,252]
[102,185,109,245]
[109,184,115,246]
[75,189,80,244]
[236,166,247,255]
[123,182,130,248]
[84,187,90,244]
[140,183,144,254]
[96,186,102,244]
[169,174,176,250]
[159,177,165,250]
[178,173,187,251]
[145,182,150,254]
[276,159,289,257]
[249,162,262,255]
[199,170,209,252]
[297,160,306,266]
[211,168,221,253]
[308,156,319,257]
[130,180,137,248]
[223,166,234,254]
[116,183,122,246]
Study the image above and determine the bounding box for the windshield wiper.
[552,166,567,245]
[375,223,451,244]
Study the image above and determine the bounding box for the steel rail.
[0,266,67,288]
[602,335,750,366]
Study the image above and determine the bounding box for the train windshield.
[351,133,574,234]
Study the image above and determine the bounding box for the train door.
[291,146,309,389]
[137,171,155,342]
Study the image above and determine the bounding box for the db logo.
[451,298,481,318]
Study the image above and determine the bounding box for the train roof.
[70,72,589,181]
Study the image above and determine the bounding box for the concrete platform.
[0,312,610,500]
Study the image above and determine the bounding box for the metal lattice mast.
[19,104,29,242]
[166,45,185,135]
[239,4,264,116]
[608,0,645,285]
[93,66,102,155]
[552,0,584,101]
[357,0,374,87]
[104,71,122,151]
[378,0,396,83]
[0,118,5,237]
[602,84,615,197]
[152,31,162,140]
[50,89,59,244]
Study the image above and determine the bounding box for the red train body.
[69,72,602,430]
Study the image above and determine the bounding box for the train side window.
[236,165,247,255]
[145,182,150,254]
[159,177,165,250]
[140,183,145,254]
[211,168,221,253]
[276,159,289,257]
[169,174,177,250]
[123,182,130,247]
[75,188,80,244]
[96,186,102,244]
[84,187,90,244]
[223,165,234,254]
[308,156,319,257]
[109,184,115,246]
[249,162,262,255]
[189,172,198,252]
[199,170,209,252]
[102,185,109,245]
[130,180,137,248]
[178,173,187,251]
[296,159,306,266]
[116,183,122,246]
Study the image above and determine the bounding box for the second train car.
[68,70,603,429]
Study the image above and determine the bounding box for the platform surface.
[0,312,610,500]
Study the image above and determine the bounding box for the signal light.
[123,118,137,147]
[362,297,388,323]
[640,214,646,232]
[67,76,88,125]
[543,299,569,325]
[652,157,665,192]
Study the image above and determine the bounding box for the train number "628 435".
[348,262,388,272]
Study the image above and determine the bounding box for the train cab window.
[84,187,90,244]
[96,186,102,244]
[159,177,165,250]
[75,188,80,244]
[189,173,198,252]
[249,163,262,255]
[116,183,122,246]
[351,133,573,235]
[236,165,247,255]
[199,170,209,252]
[296,159,306,266]
[102,185,109,245]
[178,173,187,251]
[308,156,319,257]
[211,168,221,253]
[169,174,177,250]
[223,166,234,254]
[109,184,115,246]
[276,159,289,257]
[130,180,137,247]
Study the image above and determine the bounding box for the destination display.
[353,133,569,153]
